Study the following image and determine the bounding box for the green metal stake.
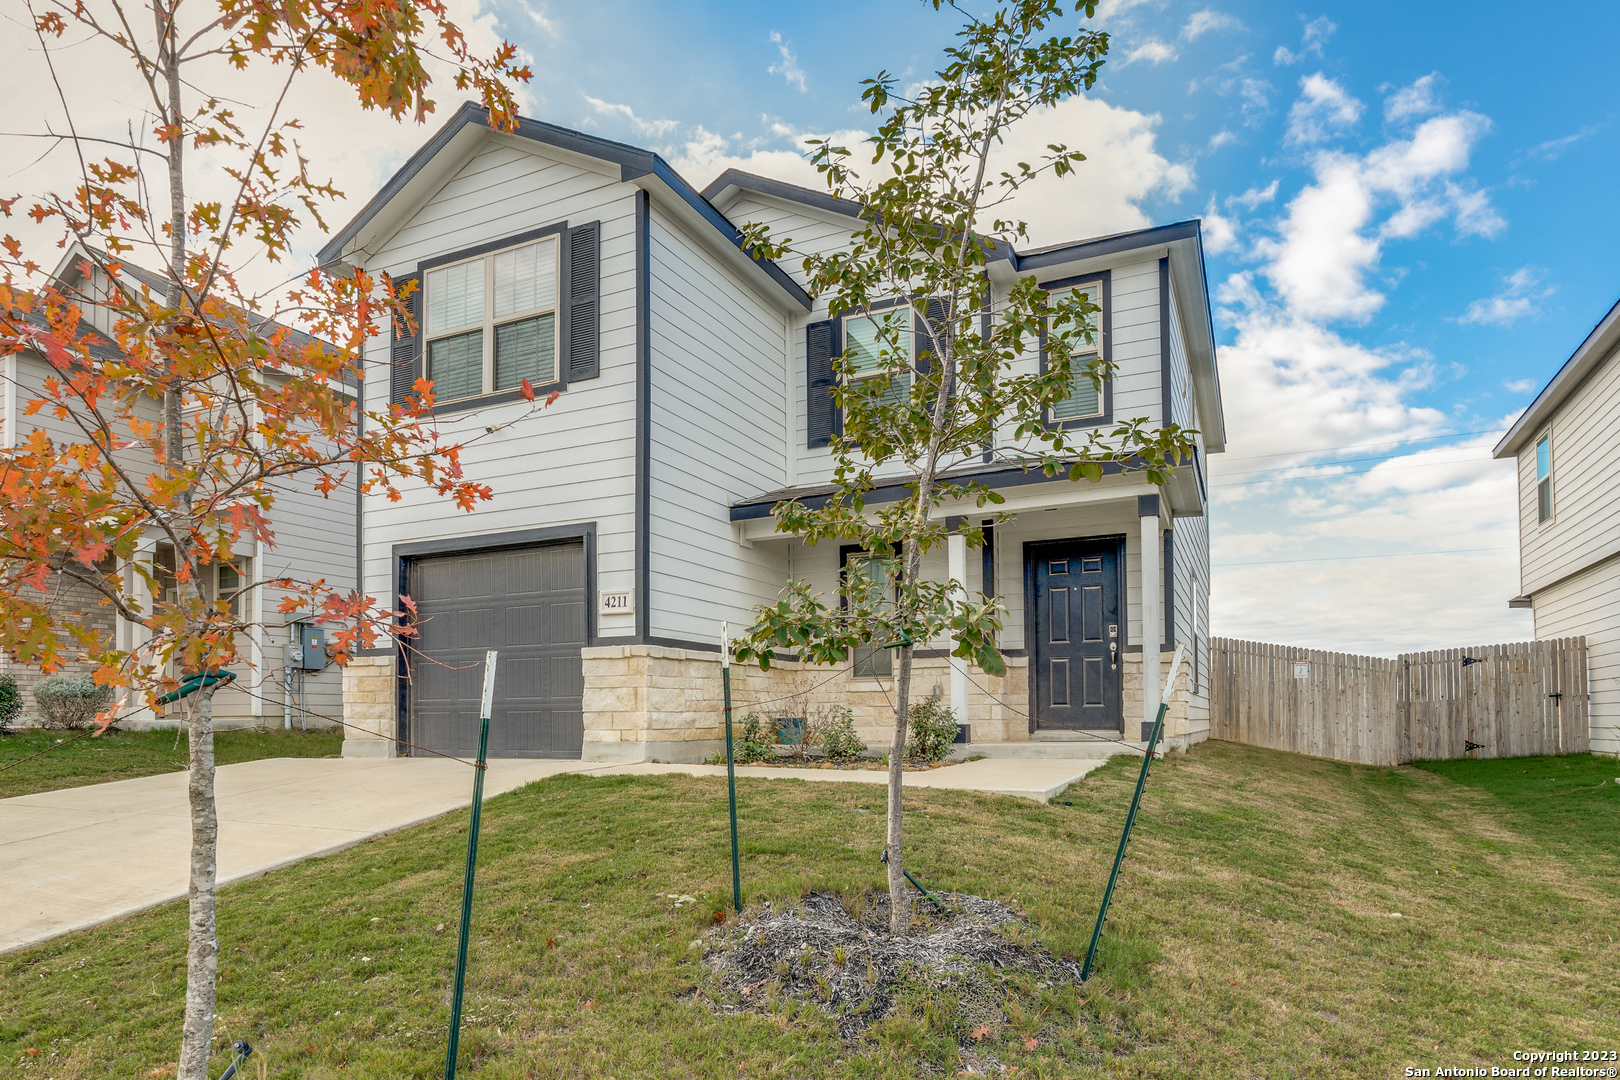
[1081,644,1185,983]
[445,649,498,1080]
[721,623,741,913]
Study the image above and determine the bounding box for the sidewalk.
[0,754,1103,954]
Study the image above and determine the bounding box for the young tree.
[0,2,533,1075]
[731,0,1195,935]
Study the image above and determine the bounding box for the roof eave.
[1493,296,1620,460]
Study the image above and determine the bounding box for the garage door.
[406,541,586,758]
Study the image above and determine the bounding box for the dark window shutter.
[389,274,419,404]
[806,318,839,448]
[914,298,949,377]
[567,222,600,381]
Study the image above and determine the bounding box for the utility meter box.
[285,624,328,671]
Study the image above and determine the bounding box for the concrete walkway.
[0,754,1103,954]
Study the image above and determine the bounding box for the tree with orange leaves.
[0,0,534,1075]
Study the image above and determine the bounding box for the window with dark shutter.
[389,274,419,404]
[914,298,949,379]
[805,318,839,448]
[567,222,600,381]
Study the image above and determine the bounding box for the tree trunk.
[886,641,915,935]
[176,683,219,1080]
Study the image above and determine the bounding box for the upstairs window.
[1046,283,1104,423]
[424,237,559,401]
[1536,433,1553,523]
[843,307,912,407]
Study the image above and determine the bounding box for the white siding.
[355,135,642,639]
[1533,556,1620,756]
[645,203,792,642]
[1518,343,1620,596]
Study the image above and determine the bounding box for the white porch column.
[1138,494,1161,739]
[947,529,969,725]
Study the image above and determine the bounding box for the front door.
[1029,538,1122,731]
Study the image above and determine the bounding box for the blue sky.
[484,0,1619,653]
[6,0,1616,654]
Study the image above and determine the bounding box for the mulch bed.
[698,890,1084,1052]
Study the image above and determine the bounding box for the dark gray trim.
[1159,257,1173,430]
[1137,493,1160,518]
[649,159,811,310]
[729,458,1141,521]
[317,103,808,311]
[390,522,598,752]
[1163,529,1175,649]
[982,522,995,603]
[1015,220,1201,273]
[634,189,652,641]
[700,168,865,220]
[1036,269,1113,431]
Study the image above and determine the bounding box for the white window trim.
[1534,429,1554,525]
[842,304,915,397]
[424,236,560,402]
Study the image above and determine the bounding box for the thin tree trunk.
[886,640,915,935]
[177,683,219,1080]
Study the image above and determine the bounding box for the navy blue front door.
[1029,539,1123,731]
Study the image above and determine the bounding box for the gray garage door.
[406,541,586,758]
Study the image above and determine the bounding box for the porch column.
[1138,494,1161,739]
[947,528,969,726]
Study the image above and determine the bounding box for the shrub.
[818,706,867,760]
[31,673,114,731]
[905,694,960,762]
[734,712,777,764]
[0,674,21,727]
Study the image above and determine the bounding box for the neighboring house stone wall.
[0,565,118,726]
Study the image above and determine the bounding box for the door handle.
[1110,641,1118,668]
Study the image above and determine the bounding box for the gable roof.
[317,103,810,312]
[702,170,1225,452]
[1493,295,1620,459]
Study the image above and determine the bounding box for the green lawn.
[0,727,343,798]
[2,741,1615,1078]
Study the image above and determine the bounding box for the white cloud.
[1516,124,1602,163]
[525,5,560,37]
[1502,377,1537,394]
[1201,198,1239,254]
[1384,73,1442,122]
[582,95,679,137]
[1239,78,1273,124]
[1273,15,1336,66]
[1459,266,1553,326]
[1227,179,1278,210]
[768,31,808,93]
[1124,38,1179,66]
[1207,129,1238,152]
[1181,10,1244,40]
[1256,109,1494,322]
[1285,73,1364,146]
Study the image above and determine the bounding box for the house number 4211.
[599,590,634,615]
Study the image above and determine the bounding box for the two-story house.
[0,249,355,730]
[1494,296,1620,757]
[325,103,1224,764]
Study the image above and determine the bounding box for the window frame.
[215,556,252,620]
[411,222,573,414]
[839,543,903,680]
[422,234,561,403]
[1036,270,1113,430]
[1535,431,1553,524]
[839,298,916,409]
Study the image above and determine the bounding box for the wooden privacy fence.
[1210,637,1589,766]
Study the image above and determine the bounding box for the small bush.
[31,673,114,731]
[0,674,21,727]
[819,706,867,760]
[905,694,960,762]
[734,712,777,764]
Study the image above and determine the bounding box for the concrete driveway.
[0,754,1102,954]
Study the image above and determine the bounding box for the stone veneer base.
[581,738,727,765]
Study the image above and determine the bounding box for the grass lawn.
[0,727,343,798]
[2,740,1616,1078]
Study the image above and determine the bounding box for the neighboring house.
[1494,296,1620,757]
[0,250,355,729]
[324,103,1224,763]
